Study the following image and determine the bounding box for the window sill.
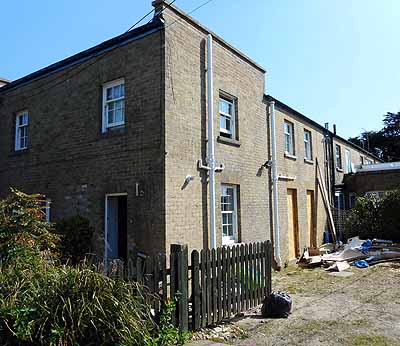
[217,136,241,147]
[284,152,297,160]
[9,148,29,157]
[336,167,343,173]
[304,158,314,165]
[100,126,126,138]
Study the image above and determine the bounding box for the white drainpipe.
[207,34,217,249]
[269,101,282,268]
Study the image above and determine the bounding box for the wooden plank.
[206,249,212,326]
[244,244,249,310]
[211,248,217,324]
[230,246,236,316]
[267,241,273,296]
[260,242,266,298]
[316,158,337,244]
[240,244,245,311]
[170,248,177,326]
[179,245,189,332]
[191,250,201,331]
[226,246,231,318]
[249,243,254,308]
[200,249,207,328]
[160,253,167,303]
[217,247,222,323]
[137,256,144,283]
[232,246,238,315]
[221,246,227,319]
[257,242,262,305]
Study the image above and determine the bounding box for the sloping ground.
[190,263,400,346]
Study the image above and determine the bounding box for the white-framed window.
[365,158,373,165]
[15,111,29,151]
[334,191,344,210]
[219,96,236,139]
[102,79,125,132]
[40,198,51,223]
[345,149,351,173]
[45,199,51,222]
[221,184,238,245]
[365,191,386,199]
[284,120,295,155]
[349,193,356,209]
[335,144,342,169]
[304,129,312,160]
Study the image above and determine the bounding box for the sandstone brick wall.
[273,107,328,262]
[272,106,379,263]
[332,137,378,188]
[162,6,270,254]
[0,30,166,257]
[344,169,400,197]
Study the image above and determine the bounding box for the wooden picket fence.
[100,240,272,331]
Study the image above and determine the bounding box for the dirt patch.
[190,262,400,346]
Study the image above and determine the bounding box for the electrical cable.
[1,0,216,101]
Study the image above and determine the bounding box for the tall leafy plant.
[345,189,400,242]
[0,188,59,267]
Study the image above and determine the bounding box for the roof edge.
[0,19,164,94]
[265,95,384,163]
[163,1,266,74]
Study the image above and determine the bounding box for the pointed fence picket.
[97,240,272,332]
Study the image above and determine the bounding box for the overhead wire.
[1,0,216,101]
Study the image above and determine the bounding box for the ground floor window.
[221,184,238,245]
[349,193,356,209]
[334,191,344,210]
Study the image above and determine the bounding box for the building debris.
[297,237,400,270]
[326,261,350,272]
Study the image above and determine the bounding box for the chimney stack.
[333,124,337,135]
[152,0,167,18]
[324,122,329,130]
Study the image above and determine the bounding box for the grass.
[349,334,397,346]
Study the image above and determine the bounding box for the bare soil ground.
[189,262,400,346]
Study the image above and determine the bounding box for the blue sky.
[2,0,399,138]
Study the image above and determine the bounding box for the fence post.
[191,250,201,330]
[170,243,189,332]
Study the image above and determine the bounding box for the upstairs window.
[345,149,351,173]
[219,96,236,139]
[284,120,295,155]
[102,79,125,132]
[335,144,342,169]
[304,129,312,160]
[15,111,29,151]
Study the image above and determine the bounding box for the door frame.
[104,192,128,262]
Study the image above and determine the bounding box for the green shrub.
[55,215,94,263]
[0,263,158,346]
[345,189,400,242]
[0,189,187,346]
[0,188,59,267]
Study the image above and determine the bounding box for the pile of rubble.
[297,237,400,271]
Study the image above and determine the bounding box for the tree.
[348,111,400,162]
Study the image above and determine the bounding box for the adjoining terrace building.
[0,1,380,265]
